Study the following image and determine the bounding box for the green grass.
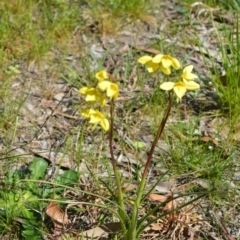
[212,17,240,121]
[0,73,25,150]
[0,0,82,67]
[184,0,240,10]
[0,0,239,239]
[85,0,150,19]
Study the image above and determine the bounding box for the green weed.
[0,158,79,239]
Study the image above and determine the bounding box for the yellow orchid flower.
[138,56,160,73]
[152,54,180,75]
[153,54,180,69]
[181,65,198,81]
[81,108,96,118]
[79,87,106,107]
[160,80,200,101]
[95,70,109,82]
[138,54,180,75]
[98,81,119,99]
[81,109,109,131]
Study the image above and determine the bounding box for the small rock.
[54,93,65,101]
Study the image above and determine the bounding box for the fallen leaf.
[201,136,212,142]
[201,136,219,146]
[46,201,68,240]
[148,194,170,202]
[149,194,176,211]
[46,201,69,225]
[46,201,69,239]
[81,222,121,239]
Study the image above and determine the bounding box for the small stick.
[212,211,235,240]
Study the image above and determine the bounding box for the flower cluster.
[138,54,180,75]
[79,70,119,131]
[138,54,200,101]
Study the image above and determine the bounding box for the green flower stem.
[109,100,127,233]
[128,90,173,239]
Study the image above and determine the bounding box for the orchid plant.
[79,54,200,239]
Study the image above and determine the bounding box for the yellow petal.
[100,118,109,131]
[171,57,180,69]
[79,87,90,94]
[138,56,153,64]
[173,82,187,99]
[99,96,106,107]
[89,111,103,124]
[146,61,159,73]
[81,109,91,118]
[85,94,97,101]
[88,110,109,131]
[81,109,96,118]
[89,117,100,124]
[160,65,171,75]
[161,57,172,68]
[106,83,119,99]
[152,54,163,63]
[185,72,198,80]
[98,81,111,91]
[84,88,100,101]
[185,73,198,80]
[95,70,108,81]
[182,65,198,80]
[160,82,175,90]
[184,65,193,73]
[183,80,200,90]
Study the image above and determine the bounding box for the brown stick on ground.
[212,211,235,240]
